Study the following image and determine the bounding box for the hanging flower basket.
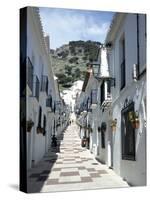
[26,119,34,132]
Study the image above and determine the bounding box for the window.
[100,80,111,105]
[106,80,111,98]
[43,115,46,136]
[38,106,42,128]
[91,89,98,105]
[101,122,106,148]
[121,102,135,160]
[101,131,105,148]
[101,81,105,105]
[46,95,52,108]
[33,75,40,101]
[41,75,48,95]
[120,35,126,90]
[27,57,33,92]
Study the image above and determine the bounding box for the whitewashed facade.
[26,7,68,169]
[76,13,146,186]
[105,13,146,186]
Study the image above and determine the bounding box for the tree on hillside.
[65,65,72,75]
[74,68,81,80]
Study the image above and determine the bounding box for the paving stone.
[46,179,59,185]
[27,123,129,193]
[60,171,79,176]
[86,168,96,172]
[81,177,93,182]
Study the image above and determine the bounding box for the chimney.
[100,47,109,77]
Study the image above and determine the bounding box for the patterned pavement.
[27,122,129,193]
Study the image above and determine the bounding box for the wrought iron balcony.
[41,75,48,95]
[27,57,33,92]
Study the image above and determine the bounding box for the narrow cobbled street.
[27,122,129,193]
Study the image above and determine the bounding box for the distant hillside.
[51,40,101,91]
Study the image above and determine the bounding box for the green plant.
[128,111,140,128]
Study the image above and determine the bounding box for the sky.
[39,7,114,50]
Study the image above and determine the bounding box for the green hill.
[51,40,101,91]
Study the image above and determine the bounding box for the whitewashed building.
[25,7,68,169]
[76,12,146,186]
[105,13,146,186]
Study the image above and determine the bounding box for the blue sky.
[39,7,114,49]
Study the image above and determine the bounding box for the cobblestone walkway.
[27,123,129,193]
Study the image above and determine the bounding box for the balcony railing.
[41,75,48,95]
[27,57,33,92]
[32,75,40,101]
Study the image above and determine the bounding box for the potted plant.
[26,119,34,132]
[110,119,117,132]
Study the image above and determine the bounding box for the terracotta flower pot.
[132,119,140,129]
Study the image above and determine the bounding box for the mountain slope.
[51,40,101,91]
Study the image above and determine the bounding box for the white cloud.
[40,8,112,49]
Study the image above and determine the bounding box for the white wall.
[108,13,146,186]
[26,8,63,169]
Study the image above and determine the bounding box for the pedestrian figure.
[51,135,57,147]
